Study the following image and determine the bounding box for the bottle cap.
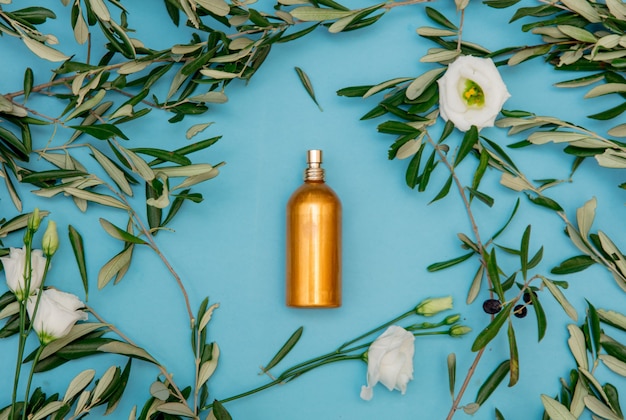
[304,149,324,181]
[307,150,322,168]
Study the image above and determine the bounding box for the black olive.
[523,291,536,305]
[514,304,528,318]
[483,299,502,314]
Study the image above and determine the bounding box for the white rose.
[1,247,47,301]
[437,55,510,132]
[27,288,88,345]
[360,325,415,401]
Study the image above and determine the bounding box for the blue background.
[1,0,626,419]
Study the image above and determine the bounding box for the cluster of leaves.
[137,298,226,420]
[0,0,431,419]
[0,360,131,420]
[485,0,626,136]
[0,304,158,419]
[336,1,626,417]
[539,303,626,420]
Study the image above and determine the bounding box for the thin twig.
[87,305,189,405]
[446,348,485,420]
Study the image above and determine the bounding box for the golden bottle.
[286,150,342,308]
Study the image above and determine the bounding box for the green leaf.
[105,358,132,414]
[150,381,171,401]
[598,309,626,332]
[98,245,134,289]
[471,303,513,351]
[263,327,303,372]
[290,7,353,21]
[551,255,595,274]
[0,126,29,160]
[466,265,484,304]
[24,67,34,101]
[278,22,320,43]
[525,193,563,211]
[132,148,192,166]
[587,300,601,358]
[529,289,547,341]
[21,170,87,184]
[447,353,456,400]
[99,218,146,245]
[601,334,626,364]
[97,341,157,364]
[69,225,89,300]
[31,401,66,420]
[427,252,473,272]
[475,360,510,405]
[487,249,505,301]
[583,394,622,420]
[588,101,626,120]
[406,68,445,100]
[568,325,588,370]
[507,322,519,386]
[211,400,233,420]
[89,146,134,196]
[542,277,578,321]
[520,225,530,281]
[146,181,163,234]
[118,145,154,181]
[429,174,453,204]
[157,402,195,418]
[561,0,601,22]
[455,125,478,166]
[63,188,130,210]
[557,24,596,42]
[425,7,457,30]
[466,187,494,207]
[63,369,95,403]
[295,67,322,111]
[197,343,220,387]
[69,124,129,140]
[541,394,576,420]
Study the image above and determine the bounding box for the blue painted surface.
[0,1,624,419]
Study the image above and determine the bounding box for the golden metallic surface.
[286,180,342,308]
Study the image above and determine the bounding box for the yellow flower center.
[460,79,485,107]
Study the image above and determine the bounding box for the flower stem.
[210,355,363,408]
[11,231,36,418]
[337,308,415,351]
[21,345,45,420]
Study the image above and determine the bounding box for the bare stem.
[456,8,465,52]
[446,348,485,420]
[424,131,495,419]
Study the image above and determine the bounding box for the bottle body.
[286,180,342,308]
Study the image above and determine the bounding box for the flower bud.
[27,208,41,232]
[449,325,472,337]
[443,314,461,325]
[42,221,59,256]
[416,296,453,317]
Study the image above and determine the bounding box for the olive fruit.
[483,299,502,314]
[513,304,528,318]
[523,291,536,305]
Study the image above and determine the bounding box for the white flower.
[27,288,88,345]
[437,55,510,132]
[1,247,47,301]
[360,325,415,401]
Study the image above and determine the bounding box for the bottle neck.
[304,167,325,182]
